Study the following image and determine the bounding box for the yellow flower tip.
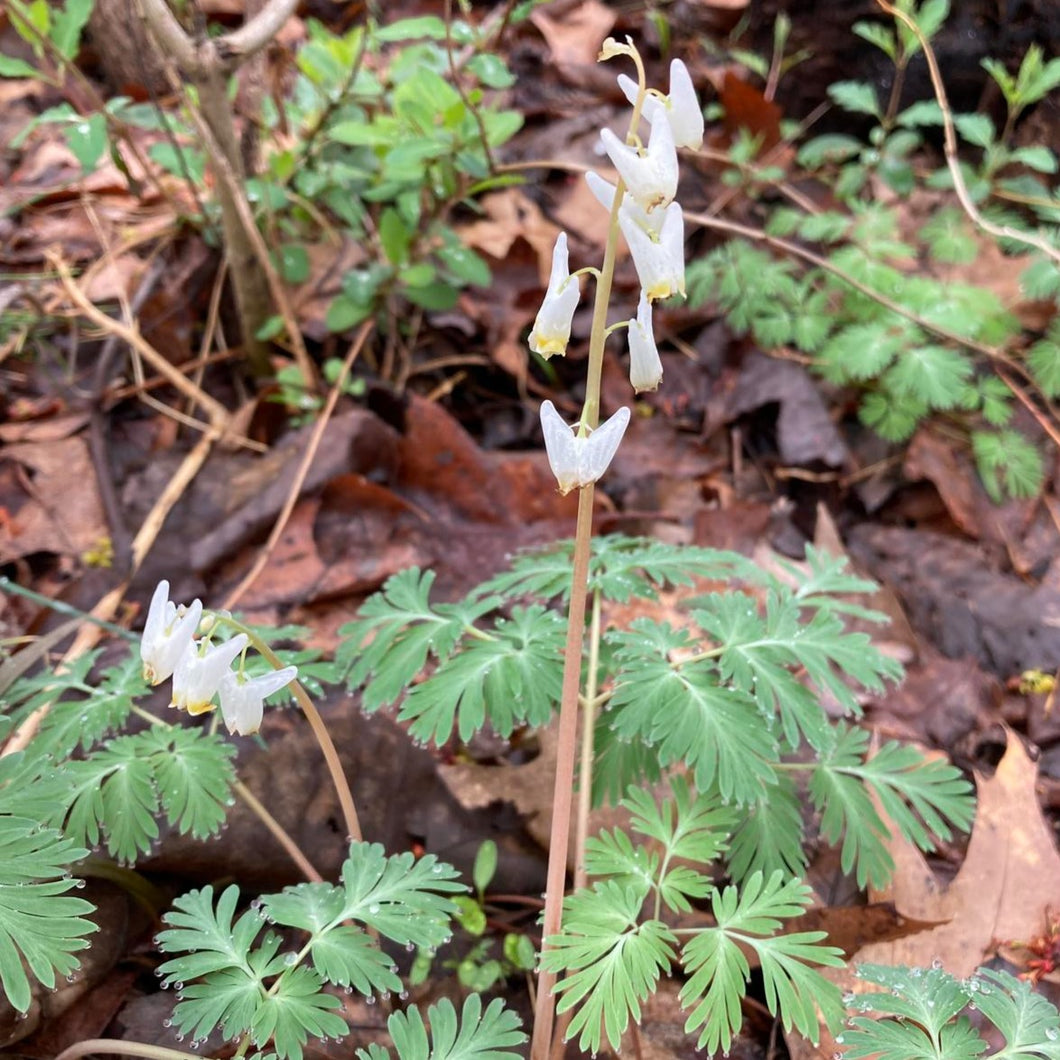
[598,37,634,62]
[183,700,217,717]
[532,337,568,359]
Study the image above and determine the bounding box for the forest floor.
[2,0,1060,1056]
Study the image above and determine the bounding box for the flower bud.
[627,293,663,392]
[528,232,581,358]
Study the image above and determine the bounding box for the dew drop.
[931,957,942,970]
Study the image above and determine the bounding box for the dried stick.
[876,0,1060,266]
[221,319,374,611]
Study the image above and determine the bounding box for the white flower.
[171,634,248,716]
[528,232,581,358]
[618,59,704,149]
[540,400,631,495]
[617,200,686,301]
[599,115,678,213]
[140,580,203,686]
[585,171,662,237]
[219,666,298,736]
[628,293,663,392]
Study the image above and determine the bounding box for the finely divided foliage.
[334,535,976,1050]
[1,535,978,1055]
[842,964,1060,1060]
[156,845,465,1058]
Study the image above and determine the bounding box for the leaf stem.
[574,588,603,889]
[53,1041,204,1060]
[219,619,363,844]
[128,705,324,882]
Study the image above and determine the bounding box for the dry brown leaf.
[529,0,616,68]
[849,731,1060,977]
[0,433,108,565]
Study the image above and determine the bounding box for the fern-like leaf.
[398,605,565,743]
[542,880,677,1055]
[609,621,778,804]
[360,995,527,1060]
[0,818,96,1013]
[679,872,843,1054]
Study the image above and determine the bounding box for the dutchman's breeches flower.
[618,200,686,302]
[140,580,203,686]
[617,58,705,150]
[599,113,679,214]
[540,400,631,495]
[172,634,249,716]
[219,666,298,736]
[627,293,663,392]
[529,232,581,358]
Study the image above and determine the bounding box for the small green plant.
[841,963,1060,1060]
[686,0,1060,500]
[4,19,1053,1060]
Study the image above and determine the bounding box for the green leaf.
[810,724,974,889]
[151,728,237,840]
[954,112,996,148]
[922,207,978,264]
[326,294,372,332]
[608,620,778,805]
[466,54,515,89]
[972,429,1044,501]
[399,605,564,742]
[542,880,677,1055]
[972,967,1060,1058]
[379,207,411,265]
[852,20,896,60]
[475,536,755,605]
[680,872,843,1054]
[66,113,107,172]
[0,818,95,1013]
[797,134,862,168]
[828,80,881,118]
[860,388,927,442]
[336,568,497,709]
[0,55,40,77]
[726,776,808,882]
[817,323,905,384]
[52,0,93,59]
[1028,322,1060,398]
[374,16,448,42]
[361,995,526,1060]
[437,244,491,287]
[251,966,348,1059]
[149,141,206,184]
[885,345,973,410]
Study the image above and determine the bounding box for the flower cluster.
[529,45,702,495]
[139,580,297,735]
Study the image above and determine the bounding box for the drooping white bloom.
[219,666,298,736]
[617,59,704,149]
[585,171,662,238]
[617,200,686,302]
[540,400,631,495]
[171,634,248,716]
[140,580,203,686]
[627,293,663,392]
[528,232,581,358]
[599,114,678,213]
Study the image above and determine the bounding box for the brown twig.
[221,319,374,611]
[876,0,1060,266]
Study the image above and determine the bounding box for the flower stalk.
[529,37,699,1059]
